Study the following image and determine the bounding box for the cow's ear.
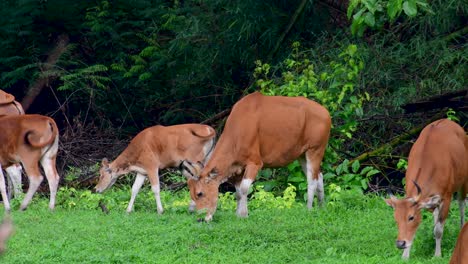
[385,196,396,209]
[419,195,441,209]
[208,168,218,179]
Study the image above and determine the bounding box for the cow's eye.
[197,192,203,198]
[408,216,414,221]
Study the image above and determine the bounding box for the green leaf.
[402,0,417,17]
[387,0,403,20]
[352,160,360,173]
[347,0,360,19]
[366,169,380,177]
[361,179,368,189]
[364,12,375,27]
[288,175,304,183]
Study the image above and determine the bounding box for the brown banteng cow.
[0,90,25,199]
[0,114,60,211]
[385,119,468,259]
[181,92,331,221]
[95,124,216,214]
[450,222,468,264]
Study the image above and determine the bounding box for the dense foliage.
[0,0,466,191]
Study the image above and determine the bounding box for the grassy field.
[0,190,462,264]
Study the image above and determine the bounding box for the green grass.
[0,191,462,264]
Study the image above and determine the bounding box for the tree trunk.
[21,34,69,111]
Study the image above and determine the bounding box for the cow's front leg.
[235,163,261,218]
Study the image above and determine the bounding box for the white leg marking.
[301,158,317,209]
[5,164,22,199]
[151,183,164,215]
[433,207,444,257]
[236,178,252,218]
[41,157,59,210]
[317,172,324,206]
[126,173,146,213]
[0,166,11,212]
[41,135,60,209]
[20,176,44,211]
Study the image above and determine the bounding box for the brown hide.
[205,92,330,177]
[0,114,58,167]
[185,92,331,220]
[95,123,216,214]
[0,114,60,211]
[0,90,24,116]
[108,124,215,172]
[385,119,468,259]
[450,222,468,264]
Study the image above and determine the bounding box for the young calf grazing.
[95,124,216,214]
[0,90,25,199]
[0,114,60,212]
[181,92,331,222]
[450,222,468,264]
[385,119,468,259]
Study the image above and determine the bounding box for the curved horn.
[412,180,422,202]
[180,160,200,181]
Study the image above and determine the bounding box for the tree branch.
[21,34,70,111]
[267,0,309,61]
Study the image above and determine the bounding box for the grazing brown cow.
[181,92,331,221]
[0,114,60,211]
[95,124,216,214]
[0,90,25,199]
[450,222,468,264]
[385,119,468,259]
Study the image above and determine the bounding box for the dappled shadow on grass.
[0,193,461,263]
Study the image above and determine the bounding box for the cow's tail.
[190,125,216,139]
[25,119,57,149]
[190,125,216,162]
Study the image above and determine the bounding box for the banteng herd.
[0,90,467,261]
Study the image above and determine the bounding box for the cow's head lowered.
[95,158,120,193]
[385,181,441,257]
[181,160,221,221]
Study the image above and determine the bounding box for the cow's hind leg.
[20,162,43,211]
[0,166,11,212]
[147,168,164,214]
[40,136,60,210]
[5,164,22,199]
[301,149,325,209]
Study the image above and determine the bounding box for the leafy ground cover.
[0,189,461,263]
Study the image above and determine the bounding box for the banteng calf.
[0,114,60,211]
[95,124,216,214]
[181,92,331,221]
[385,119,468,259]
